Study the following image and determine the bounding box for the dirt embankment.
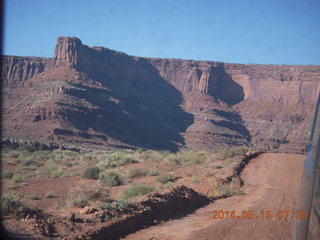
[65,152,261,240]
[4,152,303,240]
[124,153,305,240]
[3,152,261,240]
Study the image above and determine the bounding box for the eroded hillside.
[2,37,319,152]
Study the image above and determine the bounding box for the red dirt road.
[123,153,305,240]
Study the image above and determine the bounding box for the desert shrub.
[232,146,249,155]
[26,195,39,200]
[83,166,100,179]
[51,168,63,178]
[190,176,201,184]
[109,152,124,161]
[7,151,20,158]
[17,165,37,171]
[127,168,147,179]
[164,181,174,188]
[116,198,129,212]
[19,145,34,153]
[1,192,38,217]
[25,172,36,178]
[66,162,73,168]
[186,157,203,165]
[81,153,94,162]
[165,154,182,165]
[42,161,63,178]
[68,183,111,202]
[105,152,136,166]
[120,184,155,199]
[2,171,13,179]
[61,172,73,178]
[157,173,175,184]
[6,181,15,190]
[20,182,28,187]
[111,158,136,168]
[12,173,25,183]
[176,150,207,165]
[148,170,159,176]
[71,196,88,207]
[99,171,122,186]
[72,172,81,177]
[211,179,244,196]
[99,202,112,210]
[216,146,249,159]
[96,161,108,171]
[21,158,37,166]
[45,191,55,198]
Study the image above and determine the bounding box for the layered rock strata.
[2,37,319,152]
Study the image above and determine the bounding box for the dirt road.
[123,153,305,240]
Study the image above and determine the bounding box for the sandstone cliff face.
[1,56,49,88]
[2,36,319,152]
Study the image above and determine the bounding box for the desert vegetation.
[0,144,256,240]
[1,145,251,224]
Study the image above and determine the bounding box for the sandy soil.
[123,153,305,240]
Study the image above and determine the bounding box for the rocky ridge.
[2,37,319,152]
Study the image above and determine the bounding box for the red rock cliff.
[2,36,319,152]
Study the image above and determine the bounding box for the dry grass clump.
[99,171,123,186]
[157,173,175,184]
[68,182,111,203]
[211,179,244,196]
[1,192,40,217]
[127,168,147,179]
[120,184,155,199]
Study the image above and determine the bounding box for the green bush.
[99,171,122,186]
[51,168,63,178]
[164,181,174,188]
[83,166,100,179]
[6,181,15,190]
[157,173,175,184]
[12,173,25,183]
[216,146,249,159]
[26,195,39,200]
[127,168,147,179]
[17,165,37,171]
[121,184,154,199]
[148,170,159,176]
[71,196,88,207]
[1,192,38,217]
[21,159,37,166]
[42,161,63,178]
[116,198,129,211]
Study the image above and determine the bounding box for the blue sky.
[3,0,320,65]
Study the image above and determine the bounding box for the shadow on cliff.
[61,52,194,151]
[208,64,245,105]
[212,109,252,143]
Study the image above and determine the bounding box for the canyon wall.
[2,37,319,152]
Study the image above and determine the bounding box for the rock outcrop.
[1,37,319,152]
[2,56,49,88]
